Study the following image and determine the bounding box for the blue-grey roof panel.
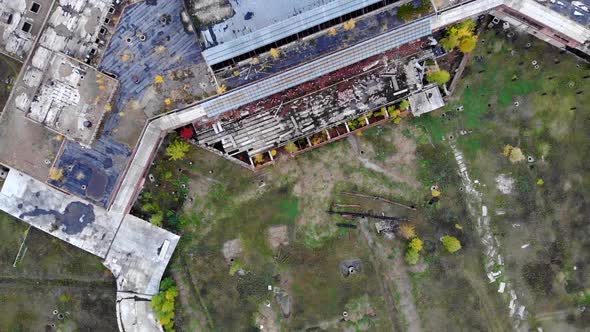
[202,0,384,65]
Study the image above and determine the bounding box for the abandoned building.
[0,0,588,330]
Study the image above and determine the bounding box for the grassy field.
[141,113,510,331]
[413,26,590,330]
[0,54,21,109]
[0,211,117,331]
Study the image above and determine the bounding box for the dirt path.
[450,142,528,331]
[359,219,422,332]
[347,135,418,187]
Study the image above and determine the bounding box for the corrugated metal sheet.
[201,0,384,65]
[199,18,431,118]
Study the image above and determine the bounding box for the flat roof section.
[201,0,383,65]
[0,170,119,257]
[200,18,431,118]
[201,0,338,46]
[25,50,117,146]
[104,214,180,295]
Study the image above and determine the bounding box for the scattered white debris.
[498,282,506,293]
[521,243,530,249]
[496,174,515,194]
[512,223,521,228]
[482,205,488,217]
[498,254,504,266]
[574,10,583,16]
[496,210,506,215]
[573,266,578,270]
[518,305,526,318]
[537,328,544,332]
[268,285,273,291]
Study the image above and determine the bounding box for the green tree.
[284,141,298,154]
[426,70,450,85]
[408,237,423,252]
[405,248,420,265]
[166,139,190,161]
[442,235,462,253]
[151,279,179,331]
[399,99,410,110]
[459,35,478,53]
[440,19,478,53]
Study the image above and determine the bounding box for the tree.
[285,141,298,154]
[179,126,193,140]
[166,140,190,161]
[459,35,478,53]
[405,248,420,265]
[399,99,410,110]
[426,70,450,85]
[399,223,416,239]
[408,238,423,252]
[150,211,164,227]
[151,280,179,331]
[48,167,64,181]
[327,27,337,36]
[442,235,462,253]
[439,19,478,54]
[502,144,525,163]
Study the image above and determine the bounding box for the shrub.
[426,70,451,85]
[343,18,356,30]
[270,48,280,59]
[399,224,416,239]
[439,19,478,53]
[48,167,64,181]
[441,235,462,253]
[151,279,179,331]
[399,99,410,110]
[285,141,298,153]
[408,238,423,252]
[405,248,420,265]
[216,84,227,94]
[166,139,191,161]
[154,75,165,84]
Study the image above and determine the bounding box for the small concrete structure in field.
[24,49,116,146]
[408,85,445,117]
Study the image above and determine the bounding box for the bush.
[284,141,298,153]
[166,139,191,161]
[405,248,420,265]
[439,19,478,53]
[441,235,461,253]
[408,238,423,252]
[426,70,451,85]
[151,278,179,331]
